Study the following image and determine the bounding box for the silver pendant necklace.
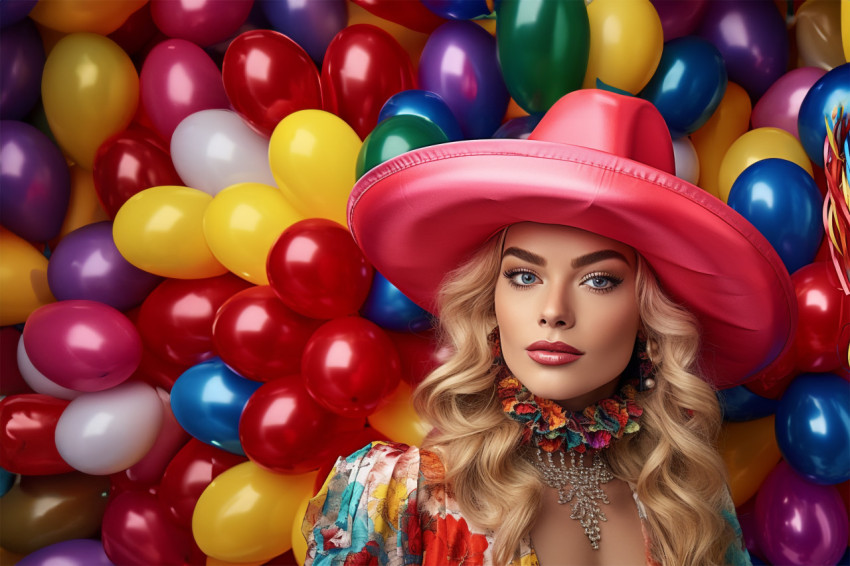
[533,448,614,550]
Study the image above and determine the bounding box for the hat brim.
[348,139,797,388]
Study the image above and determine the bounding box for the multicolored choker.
[496,372,643,454]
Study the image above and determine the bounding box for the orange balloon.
[719,415,782,506]
[690,82,752,199]
[0,228,55,326]
[367,381,432,446]
[53,164,109,245]
[29,0,147,35]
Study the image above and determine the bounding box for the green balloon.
[496,0,590,114]
[356,115,450,179]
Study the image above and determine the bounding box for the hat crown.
[528,90,676,175]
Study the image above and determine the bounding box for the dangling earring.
[488,326,503,366]
[636,333,656,391]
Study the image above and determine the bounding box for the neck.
[555,378,621,412]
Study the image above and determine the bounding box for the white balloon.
[673,136,700,185]
[55,381,164,475]
[171,109,277,196]
[17,335,81,400]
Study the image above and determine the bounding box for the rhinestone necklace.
[532,448,614,550]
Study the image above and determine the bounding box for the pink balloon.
[22,300,142,392]
[151,0,253,47]
[754,460,849,566]
[140,39,230,141]
[752,67,827,139]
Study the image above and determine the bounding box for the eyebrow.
[502,247,630,269]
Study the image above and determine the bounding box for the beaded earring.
[636,334,656,391]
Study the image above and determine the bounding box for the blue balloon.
[170,357,262,456]
[798,63,850,168]
[727,158,824,274]
[259,0,347,65]
[638,36,727,139]
[378,90,464,142]
[421,0,491,20]
[360,272,432,333]
[492,114,542,139]
[0,467,15,496]
[717,385,778,422]
[775,373,850,485]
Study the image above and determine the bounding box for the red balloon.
[0,394,73,475]
[350,0,448,34]
[102,490,204,566]
[792,261,849,373]
[93,126,184,218]
[137,274,253,367]
[302,317,401,417]
[157,439,246,529]
[239,374,362,473]
[213,286,322,382]
[386,329,445,386]
[267,219,374,320]
[222,29,323,137]
[743,341,799,400]
[0,327,30,396]
[321,24,417,139]
[107,3,158,56]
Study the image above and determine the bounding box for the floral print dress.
[302,441,750,566]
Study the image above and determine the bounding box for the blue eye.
[505,270,538,287]
[581,272,624,292]
[586,276,612,289]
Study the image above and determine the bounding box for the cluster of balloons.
[0,0,849,565]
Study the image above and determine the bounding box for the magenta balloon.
[752,67,827,139]
[47,221,162,311]
[0,18,45,119]
[697,0,789,99]
[650,0,708,41]
[151,0,253,47]
[0,120,70,242]
[754,460,849,566]
[22,300,142,392]
[140,39,230,141]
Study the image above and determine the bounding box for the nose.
[538,286,574,328]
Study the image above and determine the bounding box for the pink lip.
[526,341,583,366]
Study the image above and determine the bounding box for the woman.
[302,90,796,565]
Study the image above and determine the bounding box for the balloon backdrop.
[2,2,849,565]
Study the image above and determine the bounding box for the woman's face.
[494,223,641,411]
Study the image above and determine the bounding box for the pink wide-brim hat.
[348,90,797,389]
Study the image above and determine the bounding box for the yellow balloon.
[719,415,781,507]
[582,0,664,93]
[42,33,139,170]
[53,164,109,244]
[843,0,850,62]
[290,494,311,566]
[717,127,814,203]
[203,183,303,285]
[690,82,752,199]
[347,2,429,71]
[367,381,432,446]
[113,186,227,279]
[29,0,147,35]
[0,228,55,326]
[193,461,316,564]
[269,110,362,227]
[796,0,845,70]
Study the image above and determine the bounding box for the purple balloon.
[22,300,143,392]
[651,0,708,41]
[754,461,849,566]
[492,114,542,140]
[0,18,44,119]
[260,0,347,66]
[698,0,789,99]
[0,120,70,242]
[47,221,162,311]
[0,0,38,28]
[752,67,826,139]
[16,539,114,566]
[419,21,510,139]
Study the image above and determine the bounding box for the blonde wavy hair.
[412,230,738,565]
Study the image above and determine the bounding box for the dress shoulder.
[302,441,423,566]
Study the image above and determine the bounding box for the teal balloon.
[356,114,449,178]
[496,0,590,114]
